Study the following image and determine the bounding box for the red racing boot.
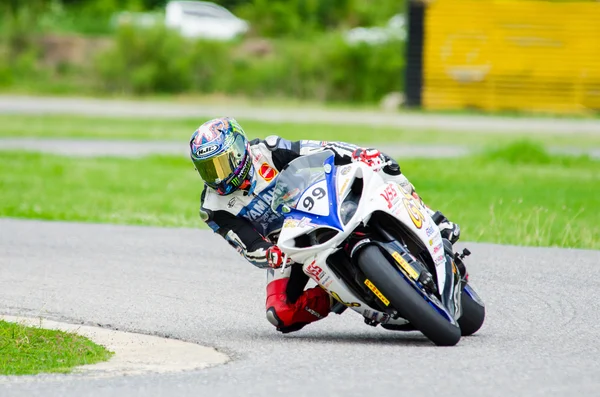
[265,278,332,334]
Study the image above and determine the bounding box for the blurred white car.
[113,1,249,41]
[345,14,406,46]
[165,1,249,40]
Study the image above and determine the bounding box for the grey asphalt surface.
[2,138,600,159]
[2,95,600,133]
[1,218,599,397]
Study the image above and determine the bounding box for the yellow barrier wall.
[423,0,600,114]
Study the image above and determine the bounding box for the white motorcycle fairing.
[271,150,461,329]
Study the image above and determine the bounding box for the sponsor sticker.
[239,184,283,236]
[298,217,312,228]
[425,225,435,237]
[258,163,277,182]
[227,197,237,208]
[306,260,325,281]
[330,291,361,307]
[380,185,399,209]
[402,198,424,229]
[340,165,352,176]
[304,306,323,319]
[364,279,390,306]
[283,218,300,228]
[338,179,350,195]
[395,186,425,229]
[196,144,219,157]
[391,251,420,280]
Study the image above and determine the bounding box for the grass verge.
[0,320,113,376]
[1,114,600,149]
[0,142,598,249]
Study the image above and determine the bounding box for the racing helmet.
[190,117,256,195]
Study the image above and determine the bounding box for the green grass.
[1,114,600,149]
[1,142,598,249]
[0,153,201,227]
[0,320,113,375]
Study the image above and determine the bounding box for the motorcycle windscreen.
[271,150,334,212]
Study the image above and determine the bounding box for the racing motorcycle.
[270,150,485,346]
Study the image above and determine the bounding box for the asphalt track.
[2,95,600,133]
[1,218,599,397]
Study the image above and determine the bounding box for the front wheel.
[357,245,461,346]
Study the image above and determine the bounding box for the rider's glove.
[266,245,287,269]
[351,148,384,167]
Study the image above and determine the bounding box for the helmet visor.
[194,135,247,188]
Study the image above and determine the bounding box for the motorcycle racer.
[190,117,461,333]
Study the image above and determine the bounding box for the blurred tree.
[0,0,407,36]
[232,0,405,37]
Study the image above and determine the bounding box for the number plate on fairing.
[297,180,329,216]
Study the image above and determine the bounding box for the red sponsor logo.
[380,185,399,209]
[306,260,324,281]
[258,163,277,182]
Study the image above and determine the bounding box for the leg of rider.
[286,263,310,303]
[265,264,331,333]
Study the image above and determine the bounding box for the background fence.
[422,0,600,114]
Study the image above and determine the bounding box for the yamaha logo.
[196,145,219,157]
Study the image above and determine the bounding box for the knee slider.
[266,307,282,327]
[266,303,297,327]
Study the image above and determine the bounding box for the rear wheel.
[458,286,485,336]
[357,245,461,346]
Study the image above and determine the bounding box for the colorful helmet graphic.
[190,117,255,196]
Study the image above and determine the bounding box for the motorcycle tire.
[458,287,485,336]
[357,245,461,346]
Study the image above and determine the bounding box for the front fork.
[349,235,438,303]
[349,229,464,321]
